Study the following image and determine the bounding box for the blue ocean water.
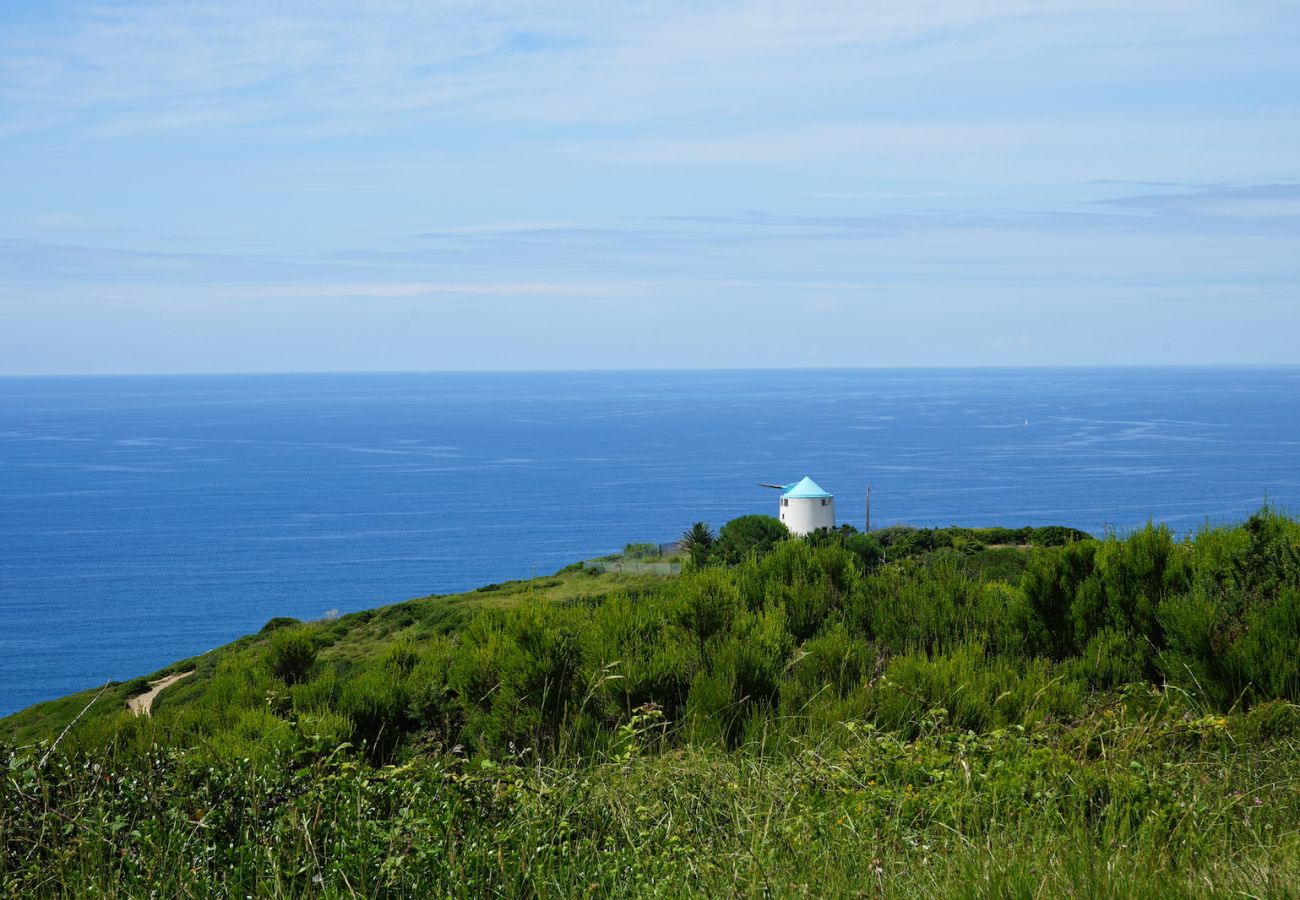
[2,368,1299,716]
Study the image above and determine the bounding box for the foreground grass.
[5,694,1299,897]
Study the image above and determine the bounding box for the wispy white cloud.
[413,220,582,237]
[234,280,641,300]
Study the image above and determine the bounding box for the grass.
[4,699,1299,897]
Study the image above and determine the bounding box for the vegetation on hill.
[4,511,1300,896]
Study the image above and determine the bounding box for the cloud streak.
[1099,183,1300,220]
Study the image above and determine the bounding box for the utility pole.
[865,485,872,533]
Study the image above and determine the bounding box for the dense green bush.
[580,591,697,724]
[677,568,741,647]
[337,666,412,761]
[266,626,317,685]
[782,620,874,712]
[623,542,661,559]
[712,515,790,564]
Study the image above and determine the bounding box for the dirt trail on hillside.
[127,671,194,717]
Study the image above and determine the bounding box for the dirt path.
[127,671,194,717]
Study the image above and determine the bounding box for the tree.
[714,515,790,565]
[680,522,717,568]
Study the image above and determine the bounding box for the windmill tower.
[760,477,835,536]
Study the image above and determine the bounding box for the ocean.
[2,367,1298,716]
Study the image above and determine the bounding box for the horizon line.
[3,362,1300,379]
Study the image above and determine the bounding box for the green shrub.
[688,604,793,748]
[677,568,741,647]
[744,541,860,641]
[973,525,1032,545]
[1156,593,1228,703]
[337,666,412,762]
[873,524,917,548]
[964,546,1029,582]
[885,527,952,556]
[1028,525,1092,546]
[290,667,341,712]
[266,627,318,685]
[450,599,584,755]
[406,637,458,737]
[382,639,420,675]
[845,555,982,654]
[623,542,661,559]
[121,677,152,698]
[1061,627,1146,690]
[713,515,789,565]
[1235,508,1300,599]
[782,621,874,712]
[1073,524,1189,657]
[872,644,1080,735]
[293,709,354,746]
[1020,540,1097,658]
[843,531,884,569]
[580,592,698,724]
[1236,698,1300,740]
[1231,587,1300,702]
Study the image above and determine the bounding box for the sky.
[1,0,1298,374]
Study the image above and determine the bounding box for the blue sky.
[2,1,1298,373]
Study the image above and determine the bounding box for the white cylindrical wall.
[779,496,836,536]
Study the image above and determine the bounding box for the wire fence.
[582,559,682,576]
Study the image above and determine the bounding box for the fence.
[583,559,681,576]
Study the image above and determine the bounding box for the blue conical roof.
[782,477,832,499]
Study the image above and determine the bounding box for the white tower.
[762,477,835,536]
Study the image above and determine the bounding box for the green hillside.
[4,514,1300,896]
[2,563,670,748]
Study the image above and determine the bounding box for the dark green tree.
[714,515,790,565]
